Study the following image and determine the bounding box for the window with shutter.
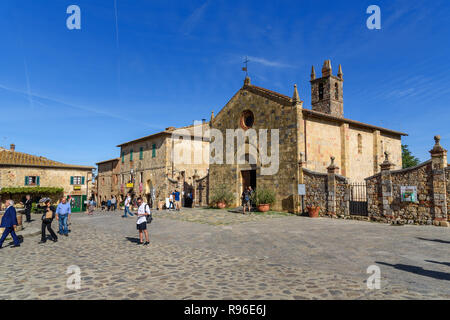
[82,176,85,185]
[70,176,74,185]
[140,147,143,160]
[152,144,156,158]
[36,176,40,186]
[25,176,29,186]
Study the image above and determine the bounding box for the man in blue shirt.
[56,197,71,236]
[173,190,181,211]
[0,200,20,248]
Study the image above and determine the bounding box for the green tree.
[402,144,420,169]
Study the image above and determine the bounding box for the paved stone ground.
[0,208,449,300]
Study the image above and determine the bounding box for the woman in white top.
[136,197,150,245]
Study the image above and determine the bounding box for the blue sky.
[0,0,449,166]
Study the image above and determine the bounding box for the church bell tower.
[310,60,344,117]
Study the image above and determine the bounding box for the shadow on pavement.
[425,260,450,267]
[125,237,141,244]
[376,261,450,281]
[416,237,450,244]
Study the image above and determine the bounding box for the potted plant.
[251,188,276,212]
[210,184,235,209]
[306,202,320,218]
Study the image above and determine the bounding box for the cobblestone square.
[0,208,449,300]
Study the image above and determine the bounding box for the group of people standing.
[0,195,73,248]
[168,190,181,211]
[39,196,72,244]
[101,196,117,211]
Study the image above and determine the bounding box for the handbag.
[43,208,53,223]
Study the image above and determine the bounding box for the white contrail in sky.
[0,83,162,129]
[114,0,121,100]
[23,57,34,109]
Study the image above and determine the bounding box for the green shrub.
[209,184,235,207]
[251,188,276,206]
[0,187,64,206]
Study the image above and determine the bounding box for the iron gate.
[349,183,368,216]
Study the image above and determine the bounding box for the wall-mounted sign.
[126,183,134,188]
[401,186,417,202]
[298,184,306,196]
[73,186,81,190]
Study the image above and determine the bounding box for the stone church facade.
[209,60,406,212]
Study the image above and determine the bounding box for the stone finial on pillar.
[429,135,447,169]
[327,156,340,174]
[299,152,306,167]
[311,66,316,80]
[380,151,394,171]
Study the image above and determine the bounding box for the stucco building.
[209,60,407,212]
[0,144,94,212]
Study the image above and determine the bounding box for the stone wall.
[300,159,350,217]
[303,169,328,215]
[364,136,448,226]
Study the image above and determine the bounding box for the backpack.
[145,204,153,224]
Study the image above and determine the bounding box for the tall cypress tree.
[402,144,420,169]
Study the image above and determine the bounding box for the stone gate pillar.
[296,152,307,215]
[429,135,448,223]
[380,152,394,218]
[327,156,340,216]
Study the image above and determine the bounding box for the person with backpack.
[136,197,151,245]
[242,187,251,214]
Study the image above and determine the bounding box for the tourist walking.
[22,194,32,223]
[111,196,117,211]
[173,190,181,211]
[248,186,254,208]
[168,192,174,210]
[39,199,58,244]
[122,193,134,217]
[0,200,21,249]
[136,197,150,245]
[242,187,251,214]
[56,197,71,236]
[88,198,95,215]
[107,198,111,211]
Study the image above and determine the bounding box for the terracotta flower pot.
[257,204,270,212]
[217,202,226,209]
[307,206,320,218]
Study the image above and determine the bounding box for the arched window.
[335,83,339,100]
[357,134,362,154]
[318,83,324,100]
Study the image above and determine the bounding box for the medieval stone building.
[95,158,120,204]
[0,144,94,212]
[209,60,407,212]
[103,122,210,207]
